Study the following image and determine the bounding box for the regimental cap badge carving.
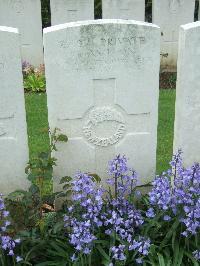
[83,107,126,147]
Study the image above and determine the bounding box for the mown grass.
[156,90,176,174]
[25,93,49,159]
[25,89,176,179]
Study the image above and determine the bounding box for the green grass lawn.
[25,89,176,177]
[156,90,176,173]
[25,93,50,159]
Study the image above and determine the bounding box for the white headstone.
[0,0,43,67]
[174,21,200,166]
[44,20,160,192]
[50,0,94,25]
[153,0,195,71]
[0,26,29,194]
[102,0,145,21]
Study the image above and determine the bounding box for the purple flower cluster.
[64,172,103,258]
[102,197,144,252]
[147,150,200,237]
[129,237,151,264]
[111,245,126,261]
[108,155,128,178]
[64,155,151,264]
[149,175,171,211]
[0,194,22,262]
[129,236,151,256]
[103,156,147,263]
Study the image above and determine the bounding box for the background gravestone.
[50,0,94,25]
[174,21,200,166]
[0,0,43,67]
[102,0,145,21]
[153,0,195,71]
[44,20,160,192]
[0,26,29,194]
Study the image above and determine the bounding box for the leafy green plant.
[24,73,46,92]
[22,62,46,93]
[3,150,200,265]
[7,128,68,231]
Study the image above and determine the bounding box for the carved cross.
[57,78,150,178]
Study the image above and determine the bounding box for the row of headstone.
[50,0,145,25]
[153,0,196,71]
[0,0,199,69]
[1,15,200,195]
[0,0,43,67]
[0,19,160,194]
[43,18,200,194]
[50,0,198,71]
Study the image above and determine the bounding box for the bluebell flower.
[0,194,22,261]
[193,250,200,261]
[111,245,126,261]
[146,208,155,218]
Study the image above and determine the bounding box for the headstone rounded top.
[44,19,160,34]
[181,21,200,31]
[0,26,18,33]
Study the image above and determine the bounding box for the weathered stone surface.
[50,0,94,25]
[44,20,160,192]
[102,0,145,21]
[0,26,29,194]
[174,21,200,166]
[0,0,43,67]
[153,0,195,71]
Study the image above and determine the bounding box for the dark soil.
[159,72,177,90]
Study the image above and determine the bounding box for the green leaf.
[89,173,101,183]
[63,184,72,190]
[157,253,166,266]
[57,134,68,142]
[160,219,179,249]
[175,248,184,266]
[59,176,72,184]
[96,245,110,262]
[27,173,36,182]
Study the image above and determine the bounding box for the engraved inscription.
[59,35,146,69]
[83,107,126,147]
[59,36,145,49]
